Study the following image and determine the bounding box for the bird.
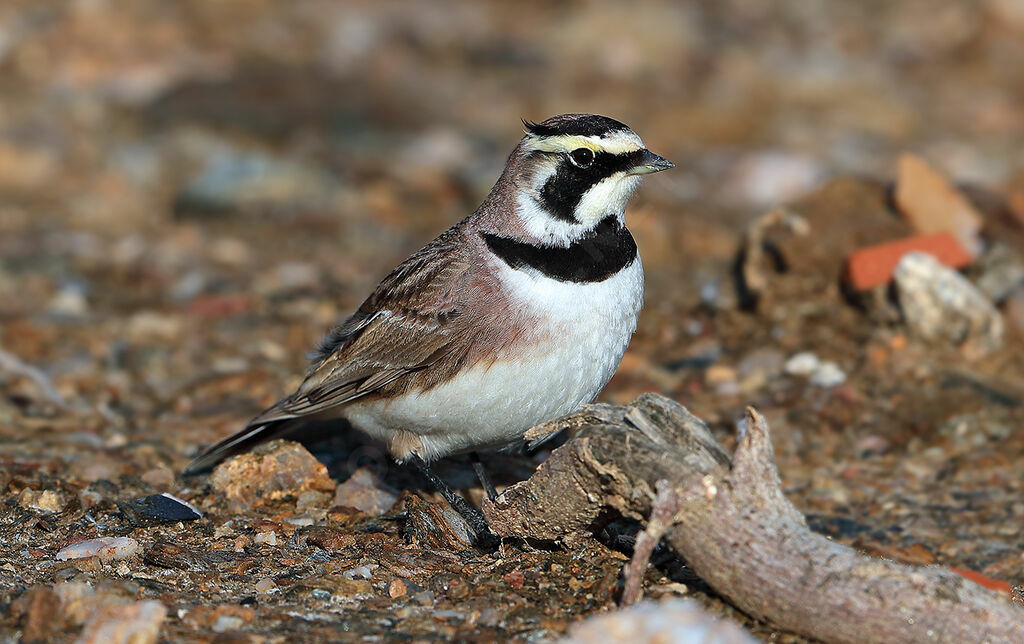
[184,113,673,543]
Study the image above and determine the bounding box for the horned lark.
[185,114,673,542]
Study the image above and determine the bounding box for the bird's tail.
[182,418,299,476]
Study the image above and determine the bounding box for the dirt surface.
[2,1,1024,641]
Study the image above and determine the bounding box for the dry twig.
[737,207,810,303]
[0,346,68,409]
[620,479,680,607]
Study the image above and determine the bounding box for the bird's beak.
[627,149,675,175]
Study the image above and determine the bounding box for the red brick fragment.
[844,232,972,291]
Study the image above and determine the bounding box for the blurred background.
[3,2,1024,639]
[3,0,1024,301]
[2,0,1024,461]
[4,0,1024,461]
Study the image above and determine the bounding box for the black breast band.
[481,216,638,283]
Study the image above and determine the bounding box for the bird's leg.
[470,452,499,501]
[406,454,498,548]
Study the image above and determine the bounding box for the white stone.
[784,352,820,376]
[57,537,139,562]
[810,361,846,388]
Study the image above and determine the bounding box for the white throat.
[516,173,641,246]
[574,173,641,226]
[516,192,602,246]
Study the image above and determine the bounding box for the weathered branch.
[0,346,69,409]
[738,207,810,302]
[483,394,1024,644]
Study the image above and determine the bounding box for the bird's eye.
[569,147,594,167]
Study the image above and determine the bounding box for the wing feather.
[185,225,484,474]
[251,225,472,423]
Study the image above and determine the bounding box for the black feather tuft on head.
[522,118,541,133]
[522,114,631,138]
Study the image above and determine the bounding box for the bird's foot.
[470,451,499,501]
[406,454,500,550]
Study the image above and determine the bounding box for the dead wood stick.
[739,207,809,298]
[483,394,1024,644]
[620,479,680,607]
[0,346,68,409]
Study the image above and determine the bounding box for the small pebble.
[121,493,202,525]
[856,435,889,456]
[256,339,287,361]
[57,537,139,562]
[704,365,737,384]
[79,489,103,509]
[333,466,399,516]
[212,615,244,633]
[296,489,333,512]
[736,348,785,386]
[48,287,88,317]
[75,600,166,644]
[388,579,408,598]
[894,154,983,257]
[212,356,248,373]
[504,570,526,589]
[254,530,277,546]
[127,311,183,343]
[565,598,756,643]
[210,440,335,513]
[233,535,250,552]
[440,507,474,547]
[139,467,175,491]
[714,380,741,396]
[284,513,318,527]
[343,565,373,580]
[727,151,822,207]
[19,489,65,513]
[255,577,277,594]
[311,589,331,601]
[412,590,435,605]
[809,361,846,388]
[975,245,1024,303]
[894,251,1004,358]
[785,352,820,376]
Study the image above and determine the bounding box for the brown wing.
[250,224,473,424]
[183,225,476,475]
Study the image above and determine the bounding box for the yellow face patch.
[526,135,601,154]
[523,131,644,156]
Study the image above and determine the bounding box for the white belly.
[344,257,644,460]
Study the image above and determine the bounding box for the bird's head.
[505,114,673,243]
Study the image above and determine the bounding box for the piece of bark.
[483,394,1024,644]
[738,207,810,299]
[895,154,984,258]
[522,402,627,449]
